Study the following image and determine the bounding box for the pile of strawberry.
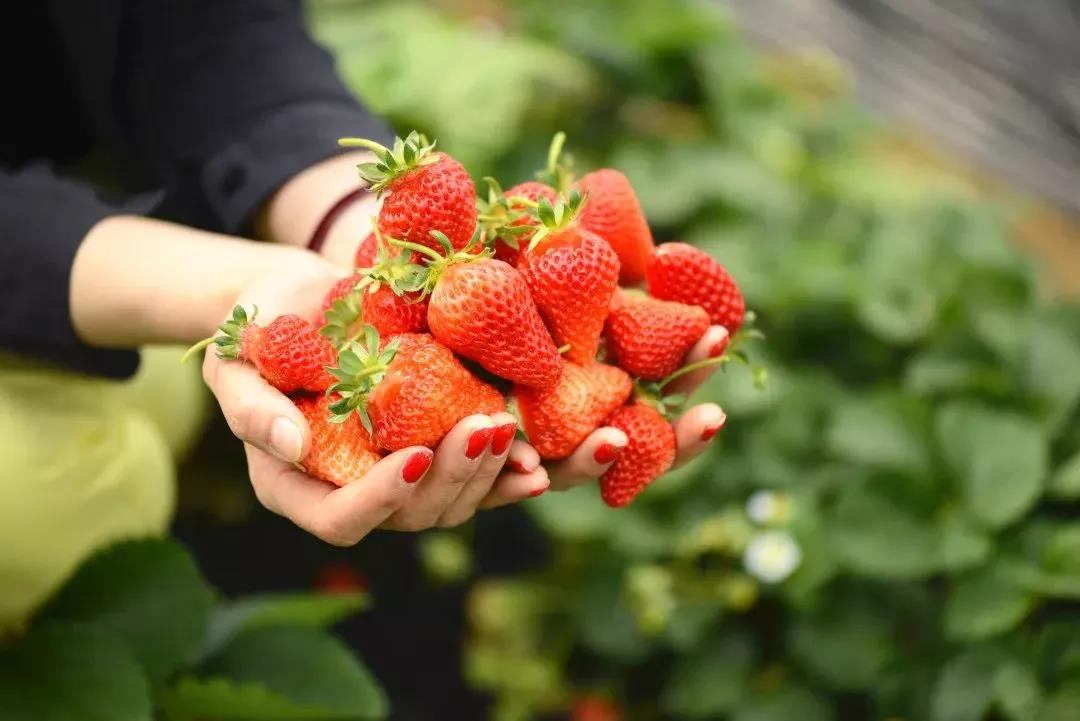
[204,132,754,508]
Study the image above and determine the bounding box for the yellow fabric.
[0,347,208,627]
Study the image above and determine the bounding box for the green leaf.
[1037,686,1080,721]
[205,592,368,656]
[936,403,1048,528]
[577,560,651,662]
[830,477,942,578]
[0,623,152,721]
[1021,320,1080,432]
[944,565,1034,641]
[994,660,1043,720]
[930,648,1002,721]
[732,686,831,721]
[37,538,213,682]
[825,393,931,473]
[790,588,893,689]
[661,632,753,717]
[938,513,993,572]
[165,627,386,720]
[1049,450,1080,500]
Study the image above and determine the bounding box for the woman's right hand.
[198,254,548,546]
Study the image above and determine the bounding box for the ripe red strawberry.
[341,132,477,254]
[320,275,362,323]
[599,404,675,507]
[646,242,745,332]
[206,306,336,392]
[517,200,620,365]
[330,332,505,451]
[360,284,428,337]
[576,169,654,285]
[354,232,379,269]
[605,295,709,380]
[418,249,561,389]
[514,361,632,459]
[294,393,382,486]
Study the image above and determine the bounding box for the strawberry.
[320,275,362,324]
[294,393,382,486]
[340,132,476,254]
[197,306,336,393]
[514,360,632,459]
[360,284,428,337]
[497,181,558,265]
[571,697,624,721]
[599,403,675,507]
[605,294,709,380]
[576,169,655,285]
[646,242,745,332]
[329,330,504,452]
[476,179,557,266]
[354,232,379,269]
[516,193,620,364]
[390,233,561,389]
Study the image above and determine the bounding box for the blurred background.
[23,1,1080,720]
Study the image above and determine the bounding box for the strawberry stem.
[338,137,390,154]
[659,356,728,388]
[389,239,444,262]
[180,337,215,364]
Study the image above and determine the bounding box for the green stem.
[338,137,389,154]
[388,239,444,262]
[180,337,216,364]
[659,355,727,388]
[546,131,566,177]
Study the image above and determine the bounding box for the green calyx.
[633,311,768,418]
[181,304,256,364]
[536,131,576,194]
[476,177,535,252]
[387,228,491,300]
[326,325,401,432]
[338,131,439,195]
[524,189,587,251]
[319,281,364,351]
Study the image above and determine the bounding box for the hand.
[198,254,547,545]
[535,325,730,495]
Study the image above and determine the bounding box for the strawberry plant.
[310,1,1080,720]
[0,538,386,720]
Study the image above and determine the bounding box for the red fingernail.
[491,423,516,455]
[507,459,533,474]
[709,336,730,358]
[402,449,433,483]
[528,485,548,498]
[701,418,726,442]
[466,427,494,459]
[593,443,623,465]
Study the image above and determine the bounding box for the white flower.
[743,530,802,584]
[745,490,792,525]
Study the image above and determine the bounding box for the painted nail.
[402,449,433,483]
[701,416,726,442]
[270,417,304,462]
[528,485,548,498]
[491,423,516,455]
[709,335,730,358]
[506,459,534,474]
[466,427,495,459]
[593,442,623,465]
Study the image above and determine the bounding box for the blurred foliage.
[312,0,1080,718]
[0,539,386,721]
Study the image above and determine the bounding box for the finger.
[504,439,540,476]
[479,466,551,510]
[438,412,517,527]
[386,414,495,531]
[673,402,727,468]
[203,354,310,462]
[547,426,629,491]
[666,325,730,396]
[247,444,433,546]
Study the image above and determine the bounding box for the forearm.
[255,150,379,266]
[70,215,323,348]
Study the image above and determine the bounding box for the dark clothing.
[0,1,388,377]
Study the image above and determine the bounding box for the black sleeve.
[0,167,139,378]
[46,0,391,235]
